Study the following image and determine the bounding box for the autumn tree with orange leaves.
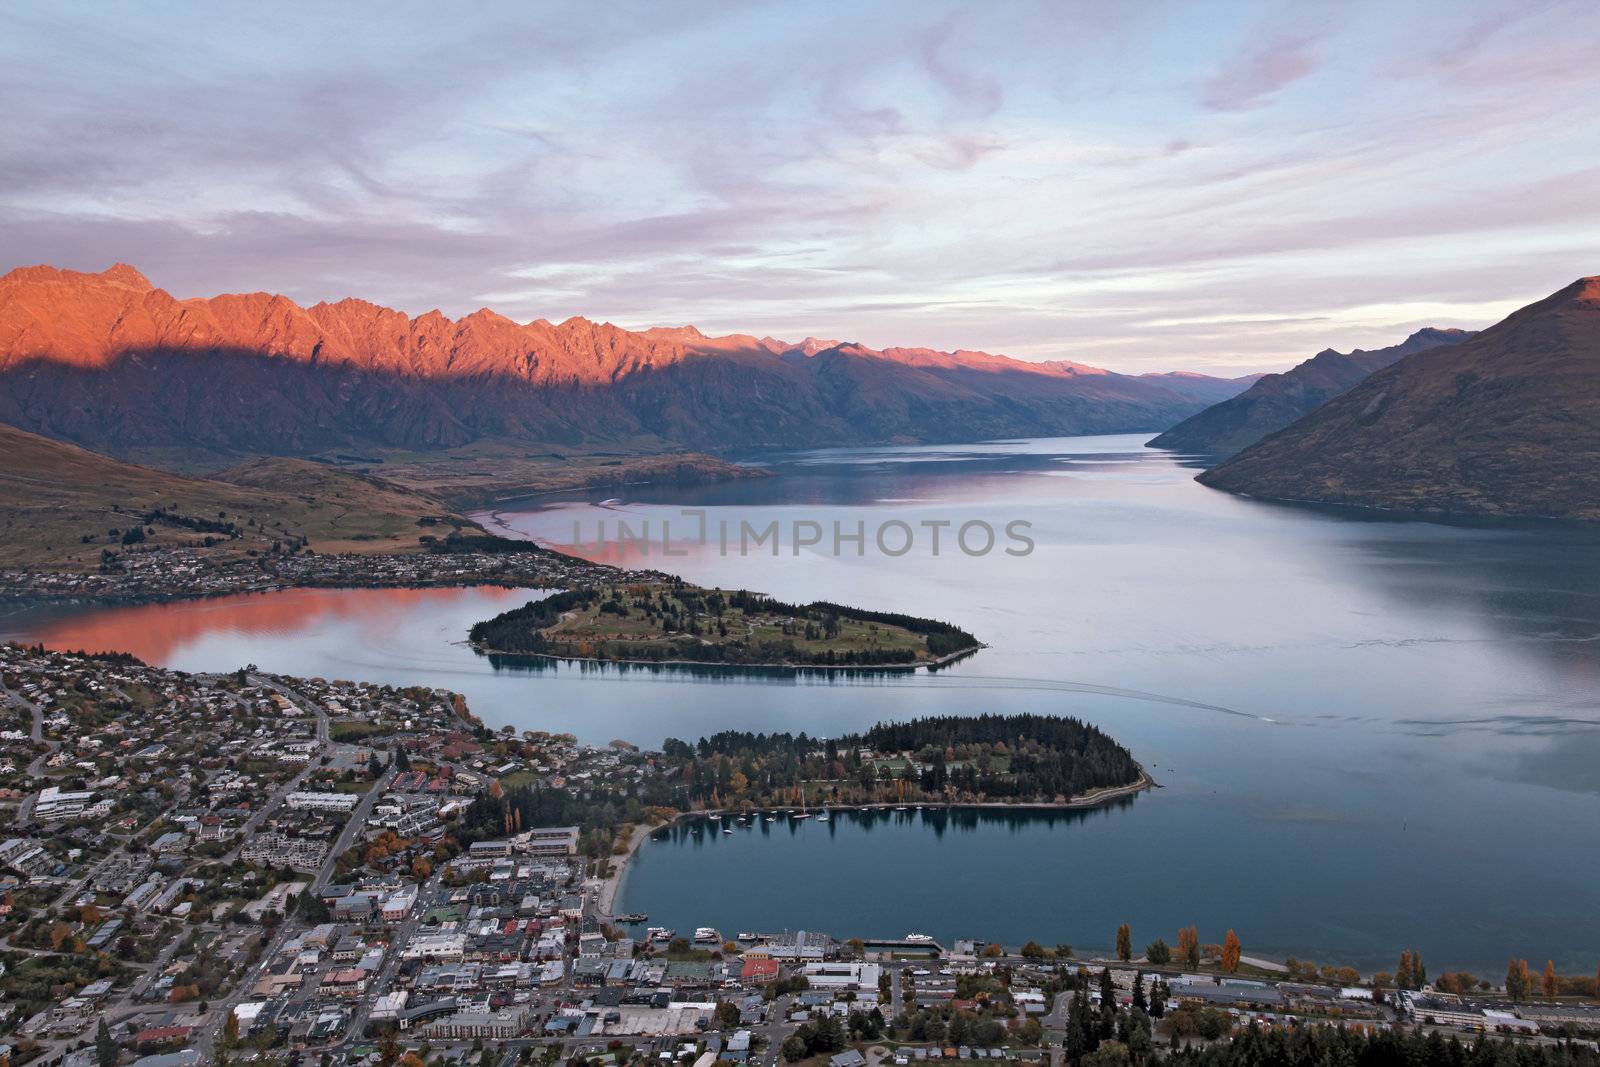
[1221,929,1241,974]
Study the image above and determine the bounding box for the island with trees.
[467,580,981,669]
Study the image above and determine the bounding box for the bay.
[5,434,1598,974]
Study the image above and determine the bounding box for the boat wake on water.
[874,674,1288,724]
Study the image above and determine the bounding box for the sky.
[3,1,1599,375]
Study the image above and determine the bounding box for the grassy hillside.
[321,438,770,508]
[0,424,476,570]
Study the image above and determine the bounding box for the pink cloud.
[1201,32,1323,111]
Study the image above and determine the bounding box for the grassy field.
[329,720,387,743]
[531,584,937,664]
[555,596,926,657]
[311,437,769,508]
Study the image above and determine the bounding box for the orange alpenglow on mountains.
[0,263,1253,458]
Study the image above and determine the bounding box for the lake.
[5,434,1598,974]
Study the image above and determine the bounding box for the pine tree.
[1066,987,1090,1062]
[1131,970,1147,1013]
[96,1018,117,1067]
[1098,969,1116,1040]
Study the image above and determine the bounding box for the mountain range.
[1147,327,1476,456]
[1198,277,1600,520]
[0,264,1256,466]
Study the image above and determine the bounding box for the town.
[1,645,1597,1067]
[0,544,623,606]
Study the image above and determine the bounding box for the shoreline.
[596,821,655,917]
[470,640,985,674]
[594,770,1155,919]
[0,575,574,610]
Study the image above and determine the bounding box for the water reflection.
[478,651,945,680]
[654,801,1142,846]
[4,585,535,670]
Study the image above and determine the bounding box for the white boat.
[693,927,721,944]
[709,814,721,821]
[904,933,934,943]
[764,816,776,823]
[722,828,733,835]
[816,811,830,822]
[793,812,812,820]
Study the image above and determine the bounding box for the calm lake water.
[4,434,1598,974]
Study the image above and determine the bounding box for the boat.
[693,927,721,944]
[737,932,759,942]
[793,812,812,820]
[904,933,934,943]
[816,811,830,822]
[709,814,721,821]
[894,805,908,811]
[722,828,733,835]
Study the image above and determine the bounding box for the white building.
[285,791,360,813]
[800,962,882,991]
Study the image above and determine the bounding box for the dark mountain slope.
[1197,278,1600,520]
[1148,328,1474,455]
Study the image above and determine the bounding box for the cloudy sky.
[4,1,1599,374]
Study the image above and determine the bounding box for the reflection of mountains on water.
[555,444,1164,511]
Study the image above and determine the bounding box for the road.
[251,675,331,746]
[191,675,389,1062]
[1,675,61,824]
